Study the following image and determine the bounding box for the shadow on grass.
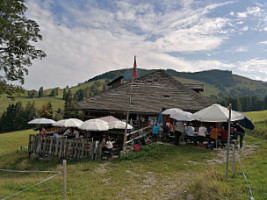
[121,143,212,159]
[0,149,103,173]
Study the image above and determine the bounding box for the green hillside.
[0,79,108,116]
[87,68,267,98]
[0,68,266,116]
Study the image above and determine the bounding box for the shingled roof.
[77,70,211,114]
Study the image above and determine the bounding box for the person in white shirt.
[197,124,207,144]
[63,128,72,136]
[73,129,79,139]
[185,123,195,144]
[103,136,113,151]
[174,121,184,145]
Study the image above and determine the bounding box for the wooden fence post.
[63,159,67,200]
[232,144,236,177]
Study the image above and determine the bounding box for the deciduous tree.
[0,0,46,92]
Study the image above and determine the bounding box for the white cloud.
[237,6,261,18]
[234,47,248,52]
[237,58,267,75]
[21,0,267,89]
[259,41,267,45]
[241,26,248,32]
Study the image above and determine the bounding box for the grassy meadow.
[0,79,109,117]
[0,111,267,199]
[0,94,65,117]
[244,110,267,122]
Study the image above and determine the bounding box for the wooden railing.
[126,125,152,144]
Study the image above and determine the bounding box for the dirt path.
[92,143,257,200]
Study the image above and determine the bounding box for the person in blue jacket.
[152,123,160,142]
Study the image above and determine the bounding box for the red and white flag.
[133,56,137,80]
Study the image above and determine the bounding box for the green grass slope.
[0,79,108,116]
[244,110,267,122]
[0,94,65,116]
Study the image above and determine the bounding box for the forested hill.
[86,68,267,98]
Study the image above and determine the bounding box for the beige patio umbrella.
[78,119,109,131]
[52,118,83,127]
[108,121,133,130]
[28,118,56,125]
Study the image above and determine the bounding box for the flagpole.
[123,56,136,151]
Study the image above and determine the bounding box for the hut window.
[163,95,170,99]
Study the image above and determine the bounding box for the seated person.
[185,123,195,144]
[63,128,72,136]
[210,127,222,148]
[134,141,141,152]
[103,136,113,151]
[210,127,221,141]
[38,128,47,136]
[206,125,212,135]
[53,132,59,138]
[163,122,170,137]
[197,124,208,144]
[73,129,80,139]
[162,122,170,140]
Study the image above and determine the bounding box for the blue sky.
[24,0,267,89]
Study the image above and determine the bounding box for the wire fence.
[234,139,267,200]
[0,160,66,200]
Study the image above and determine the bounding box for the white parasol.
[78,119,109,131]
[28,118,56,125]
[52,118,83,127]
[192,104,244,122]
[108,121,133,130]
[162,108,194,121]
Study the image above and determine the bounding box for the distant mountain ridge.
[86,68,267,98]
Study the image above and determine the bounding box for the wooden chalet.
[77,70,211,127]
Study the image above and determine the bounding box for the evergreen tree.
[49,88,58,97]
[64,91,73,118]
[24,102,37,126]
[64,91,78,118]
[62,88,67,100]
[13,101,24,130]
[38,87,44,97]
[0,101,38,132]
[264,95,267,110]
[0,103,16,132]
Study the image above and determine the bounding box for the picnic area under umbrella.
[28,118,56,125]
[79,119,109,131]
[192,104,244,122]
[52,118,83,127]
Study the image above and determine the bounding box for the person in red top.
[220,126,228,147]
[38,128,47,136]
[134,142,141,152]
